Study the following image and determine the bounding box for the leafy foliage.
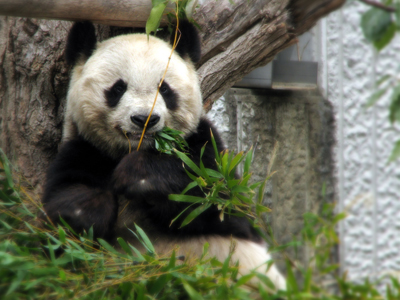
[167,130,271,228]
[359,0,400,161]
[154,127,188,154]
[2,131,400,298]
[146,0,195,37]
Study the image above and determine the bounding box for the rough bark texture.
[0,0,344,195]
[0,0,176,27]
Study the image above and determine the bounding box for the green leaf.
[243,147,253,175]
[173,149,204,177]
[205,168,224,179]
[59,270,66,281]
[169,194,205,203]
[228,151,244,174]
[255,272,275,290]
[98,238,125,257]
[389,85,400,123]
[146,0,168,37]
[181,181,198,195]
[169,203,195,226]
[361,8,392,44]
[157,132,176,141]
[365,88,386,108]
[48,239,56,263]
[231,185,252,194]
[286,260,298,292]
[129,244,146,262]
[117,237,133,257]
[134,224,156,254]
[234,273,255,287]
[210,130,220,166]
[182,280,204,300]
[58,226,66,244]
[180,203,211,228]
[167,250,176,269]
[377,74,391,86]
[374,22,396,50]
[303,267,312,291]
[388,140,400,162]
[221,151,229,177]
[0,149,14,189]
[149,274,171,295]
[256,203,271,215]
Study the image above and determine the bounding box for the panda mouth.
[126,132,154,140]
[117,126,155,140]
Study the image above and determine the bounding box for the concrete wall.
[207,88,336,263]
[319,2,400,281]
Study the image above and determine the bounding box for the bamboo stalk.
[0,0,176,27]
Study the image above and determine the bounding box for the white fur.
[115,231,286,291]
[66,32,286,290]
[64,34,203,158]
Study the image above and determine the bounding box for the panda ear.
[171,20,201,64]
[65,21,97,66]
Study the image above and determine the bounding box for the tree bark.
[0,0,344,195]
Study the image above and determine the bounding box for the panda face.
[64,33,203,158]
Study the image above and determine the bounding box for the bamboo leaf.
[182,280,204,300]
[205,168,224,179]
[58,226,66,244]
[181,181,198,195]
[98,238,125,257]
[388,140,400,162]
[0,149,14,189]
[117,237,133,257]
[243,147,253,175]
[365,88,386,108]
[169,194,205,203]
[389,85,400,123]
[146,0,168,37]
[210,129,220,165]
[173,149,204,177]
[180,203,211,228]
[157,132,176,141]
[169,203,195,227]
[228,151,244,174]
[134,224,156,254]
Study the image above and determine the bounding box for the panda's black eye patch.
[159,81,178,110]
[105,79,127,108]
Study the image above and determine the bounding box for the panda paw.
[112,151,156,198]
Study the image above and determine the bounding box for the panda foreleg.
[112,150,190,200]
[42,139,119,240]
[43,185,117,239]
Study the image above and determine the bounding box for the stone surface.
[208,88,336,265]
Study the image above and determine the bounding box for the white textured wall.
[208,0,400,284]
[320,2,400,281]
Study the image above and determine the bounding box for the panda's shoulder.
[48,137,117,177]
[186,117,225,152]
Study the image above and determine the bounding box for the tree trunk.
[0,0,344,195]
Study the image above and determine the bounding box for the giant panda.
[42,21,286,290]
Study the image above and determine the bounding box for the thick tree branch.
[0,0,345,190]
[0,0,176,27]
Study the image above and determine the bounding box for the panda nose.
[130,114,160,129]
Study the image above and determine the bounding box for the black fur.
[105,79,128,108]
[65,21,97,66]
[42,118,261,244]
[159,81,179,110]
[171,20,201,64]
